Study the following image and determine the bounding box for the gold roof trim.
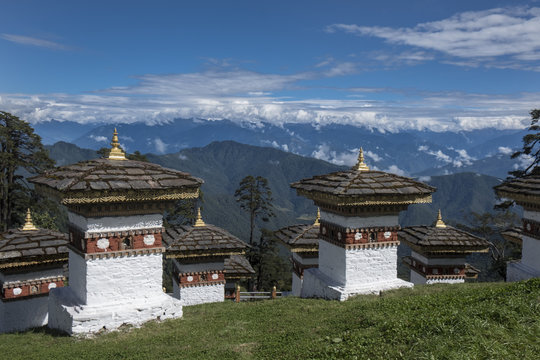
[108,128,127,160]
[194,207,206,227]
[21,209,38,231]
[296,190,432,206]
[435,209,447,228]
[353,147,370,171]
[35,184,200,204]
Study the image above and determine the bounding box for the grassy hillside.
[0,280,538,359]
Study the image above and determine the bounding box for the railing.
[234,285,282,302]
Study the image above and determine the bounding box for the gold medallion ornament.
[21,209,38,231]
[353,147,370,171]
[108,128,127,160]
[435,209,447,228]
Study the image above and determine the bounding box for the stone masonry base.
[48,287,182,335]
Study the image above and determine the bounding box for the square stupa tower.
[495,176,540,281]
[399,210,489,284]
[291,148,435,300]
[30,130,203,334]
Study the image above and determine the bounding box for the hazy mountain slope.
[46,118,527,175]
[401,172,504,227]
[45,141,504,244]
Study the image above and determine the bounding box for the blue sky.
[1,0,539,131]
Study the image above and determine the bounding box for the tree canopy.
[234,175,274,245]
[510,109,540,177]
[0,111,56,231]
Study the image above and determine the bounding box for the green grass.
[1,280,539,359]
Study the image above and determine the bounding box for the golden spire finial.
[21,209,38,231]
[194,207,206,227]
[108,128,126,160]
[353,147,370,171]
[435,209,447,228]
[313,208,320,226]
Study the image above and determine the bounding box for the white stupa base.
[173,281,224,306]
[0,296,49,333]
[301,268,413,301]
[507,261,540,282]
[48,287,182,335]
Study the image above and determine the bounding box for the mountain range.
[34,118,528,178]
[45,140,504,241]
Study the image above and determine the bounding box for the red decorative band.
[1,276,65,300]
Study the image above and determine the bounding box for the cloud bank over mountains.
[0,6,537,132]
[0,68,534,132]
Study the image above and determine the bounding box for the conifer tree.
[510,108,540,177]
[0,111,55,231]
[234,175,274,245]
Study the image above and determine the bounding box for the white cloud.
[453,149,475,167]
[498,146,513,155]
[89,135,108,142]
[154,138,168,154]
[418,176,431,182]
[365,150,382,162]
[0,34,68,50]
[327,7,540,70]
[311,144,357,166]
[513,153,534,170]
[0,65,534,132]
[384,165,407,176]
[178,153,188,160]
[418,145,429,151]
[428,150,452,163]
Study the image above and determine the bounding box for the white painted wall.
[345,245,398,284]
[68,212,162,233]
[507,261,540,282]
[48,287,183,335]
[318,240,400,286]
[174,260,224,273]
[411,251,465,266]
[292,273,302,296]
[521,235,540,272]
[318,240,347,285]
[409,269,427,285]
[173,282,224,306]
[0,296,49,333]
[320,210,398,228]
[69,250,163,305]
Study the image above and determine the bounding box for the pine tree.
[0,111,55,231]
[234,175,274,245]
[510,108,540,177]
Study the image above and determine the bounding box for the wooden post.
[271,286,277,300]
[235,284,241,303]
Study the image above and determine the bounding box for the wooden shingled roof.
[224,255,255,278]
[274,224,319,252]
[163,223,247,258]
[291,149,435,206]
[29,158,203,204]
[0,228,68,269]
[494,175,540,206]
[399,226,489,255]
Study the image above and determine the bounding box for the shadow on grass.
[27,325,70,337]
